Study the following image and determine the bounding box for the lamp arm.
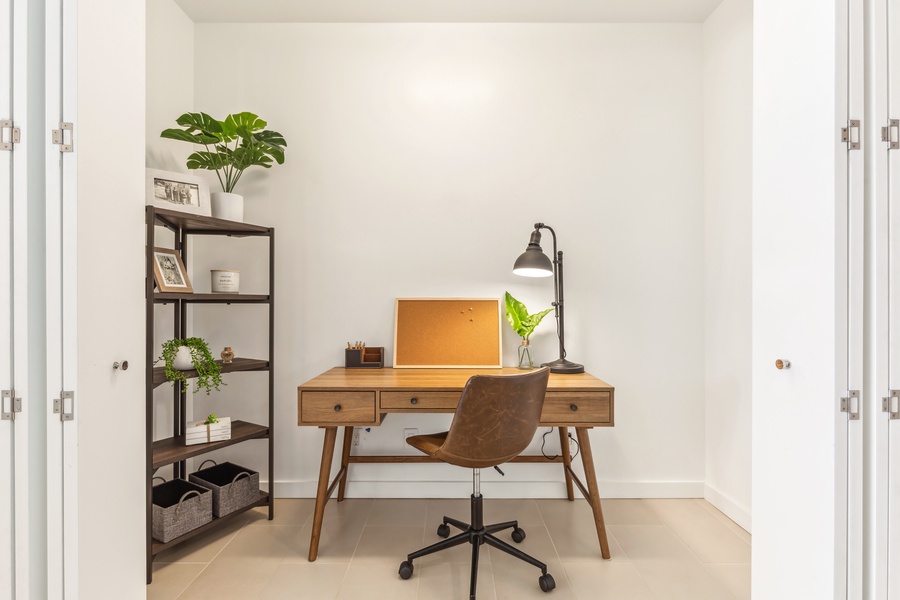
[534,223,566,360]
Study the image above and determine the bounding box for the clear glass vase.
[517,339,534,370]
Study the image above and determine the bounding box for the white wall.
[77,0,146,596]
[146,0,195,468]
[167,22,708,499]
[701,0,752,531]
[146,0,194,172]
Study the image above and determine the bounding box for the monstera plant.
[160,111,287,194]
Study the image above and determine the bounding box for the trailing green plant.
[156,337,224,395]
[505,291,554,340]
[160,111,287,194]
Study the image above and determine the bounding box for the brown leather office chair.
[397,368,555,599]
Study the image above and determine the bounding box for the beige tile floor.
[149,497,750,600]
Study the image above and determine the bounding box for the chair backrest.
[435,368,550,469]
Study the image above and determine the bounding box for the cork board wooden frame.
[393,298,502,368]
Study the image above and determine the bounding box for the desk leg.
[338,426,353,502]
[558,426,575,501]
[309,426,338,562]
[575,427,611,559]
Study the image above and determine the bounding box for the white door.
[45,0,78,596]
[752,0,860,598]
[877,0,900,597]
[70,0,146,594]
[0,0,30,597]
[840,0,865,597]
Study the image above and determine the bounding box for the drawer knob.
[410,397,418,404]
[775,359,791,370]
[333,404,342,412]
[570,404,578,412]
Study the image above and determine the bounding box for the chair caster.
[399,561,414,580]
[437,523,451,538]
[511,527,526,543]
[539,573,556,592]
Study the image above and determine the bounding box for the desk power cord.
[541,428,579,461]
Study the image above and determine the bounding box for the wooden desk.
[298,367,615,561]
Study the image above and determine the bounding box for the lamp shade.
[513,230,553,277]
[513,249,553,277]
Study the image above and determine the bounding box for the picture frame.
[152,247,193,293]
[145,168,211,216]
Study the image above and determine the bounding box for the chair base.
[398,494,555,599]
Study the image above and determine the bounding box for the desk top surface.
[299,367,613,392]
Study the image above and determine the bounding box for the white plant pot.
[210,192,244,222]
[172,346,194,370]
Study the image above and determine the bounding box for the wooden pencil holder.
[345,347,383,368]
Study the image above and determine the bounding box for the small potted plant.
[157,337,224,394]
[160,111,287,222]
[505,292,554,370]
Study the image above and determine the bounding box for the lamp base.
[541,358,585,374]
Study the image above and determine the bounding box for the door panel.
[751,1,850,597]
[1,0,30,597]
[844,0,865,597]
[0,0,14,593]
[45,0,77,595]
[883,0,900,598]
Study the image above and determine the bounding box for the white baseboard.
[274,479,705,500]
[704,482,752,533]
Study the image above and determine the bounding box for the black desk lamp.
[513,223,584,374]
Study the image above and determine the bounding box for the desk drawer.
[300,392,377,425]
[541,392,611,425]
[381,391,459,410]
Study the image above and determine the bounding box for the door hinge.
[0,120,21,151]
[883,390,900,420]
[842,119,861,150]
[841,390,861,420]
[1,390,22,421]
[883,119,900,149]
[51,122,73,153]
[53,390,74,421]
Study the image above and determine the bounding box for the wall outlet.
[352,428,361,446]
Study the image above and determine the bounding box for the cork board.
[393,298,502,368]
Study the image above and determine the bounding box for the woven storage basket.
[151,478,213,543]
[190,460,259,518]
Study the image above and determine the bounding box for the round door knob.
[410,397,418,404]
[775,359,791,370]
[113,360,129,370]
[570,404,578,412]
[333,404,342,412]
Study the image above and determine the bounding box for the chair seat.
[407,431,517,469]
[406,432,448,457]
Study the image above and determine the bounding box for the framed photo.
[152,247,193,293]
[145,168,211,216]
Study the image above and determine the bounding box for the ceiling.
[174,0,726,24]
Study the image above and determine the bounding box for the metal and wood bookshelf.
[145,206,275,582]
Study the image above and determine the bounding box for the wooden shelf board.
[151,490,271,555]
[154,292,270,303]
[150,207,271,236]
[152,420,269,469]
[152,357,269,388]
